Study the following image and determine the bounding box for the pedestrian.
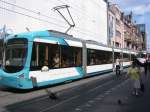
[148,58,150,73]
[128,60,141,96]
[144,59,148,76]
[115,56,121,77]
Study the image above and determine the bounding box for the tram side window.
[30,42,82,70]
[87,49,96,65]
[0,47,2,66]
[87,49,112,65]
[123,53,130,62]
[71,47,82,67]
[98,50,112,64]
[30,42,61,70]
[38,43,49,66]
[50,45,60,68]
[31,43,50,68]
[0,40,2,66]
[131,54,136,61]
[30,43,36,67]
[114,52,121,60]
[61,45,82,68]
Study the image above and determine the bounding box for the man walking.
[116,56,121,77]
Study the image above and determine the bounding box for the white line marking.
[39,95,80,112]
[88,100,94,103]
[87,80,114,93]
[95,97,102,100]
[85,104,91,107]
[111,87,116,91]
[75,108,82,111]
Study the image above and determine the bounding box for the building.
[108,4,115,46]
[136,24,147,50]
[108,4,124,48]
[108,4,145,51]
[122,13,144,51]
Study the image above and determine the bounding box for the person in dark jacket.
[144,60,148,76]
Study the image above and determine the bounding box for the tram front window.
[3,38,28,73]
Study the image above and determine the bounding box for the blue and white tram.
[0,30,134,89]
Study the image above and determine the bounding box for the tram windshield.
[3,38,28,73]
[0,39,3,67]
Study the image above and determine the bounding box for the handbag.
[140,83,145,92]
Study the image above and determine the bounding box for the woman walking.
[128,60,141,96]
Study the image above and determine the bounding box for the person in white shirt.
[116,56,121,77]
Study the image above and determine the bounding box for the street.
[0,69,150,112]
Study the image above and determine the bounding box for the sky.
[109,0,150,51]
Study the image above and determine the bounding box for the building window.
[115,42,120,48]
[116,30,121,37]
[116,19,120,25]
[108,15,114,39]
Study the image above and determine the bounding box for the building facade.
[108,4,124,48]
[136,24,147,50]
[123,14,144,51]
[108,4,146,51]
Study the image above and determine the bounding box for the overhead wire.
[57,0,94,21]
[56,0,102,35]
[0,0,99,35]
[0,6,98,37]
[0,0,105,38]
[0,6,68,28]
[0,0,64,23]
[0,0,95,34]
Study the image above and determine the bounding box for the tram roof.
[7,30,82,42]
[7,30,110,47]
[5,30,138,54]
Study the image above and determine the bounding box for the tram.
[0,30,136,89]
[136,51,149,66]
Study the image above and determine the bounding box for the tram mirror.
[41,66,49,72]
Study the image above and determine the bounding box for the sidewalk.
[90,70,150,112]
